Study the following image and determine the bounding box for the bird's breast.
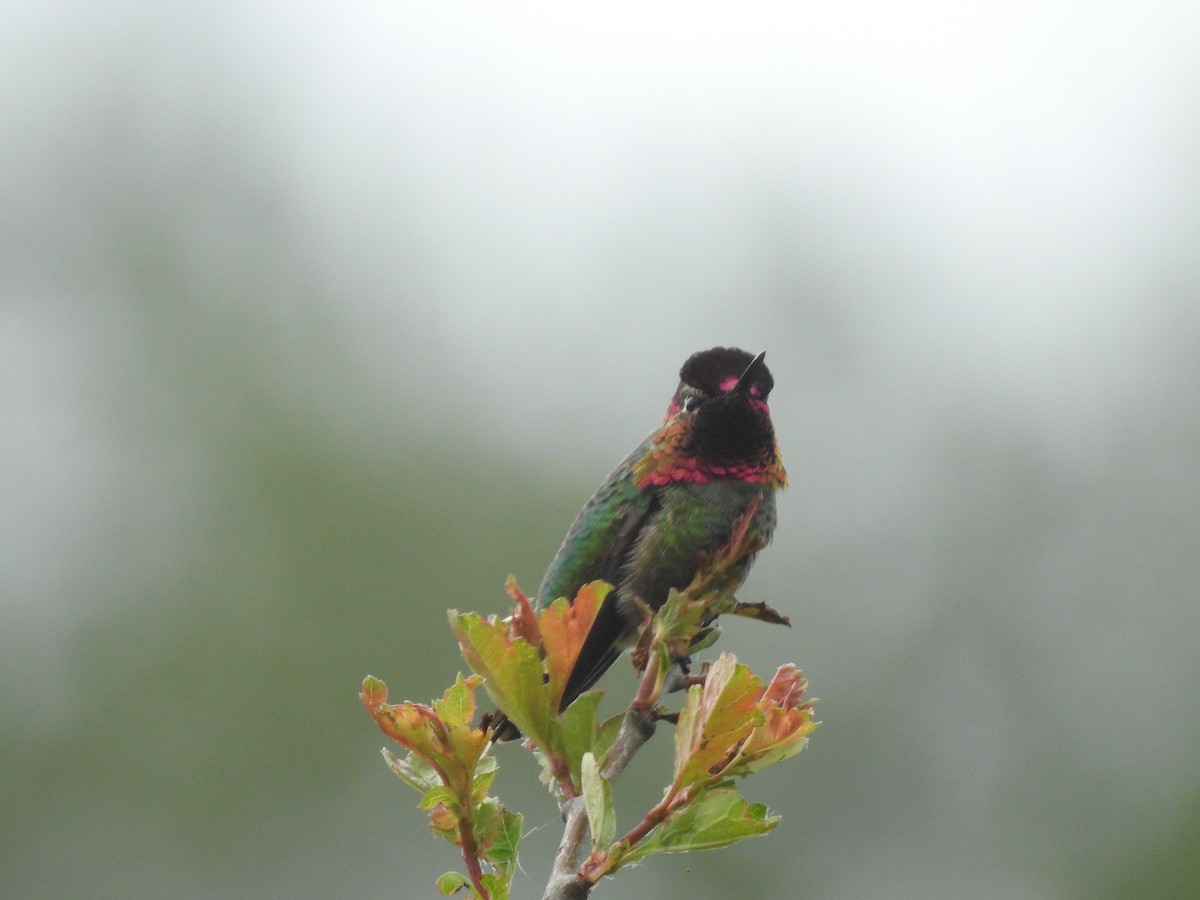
[617,481,777,618]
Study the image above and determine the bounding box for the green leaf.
[380,747,440,793]
[594,713,625,768]
[435,871,470,895]
[480,873,510,900]
[621,787,778,865]
[559,691,602,784]
[687,623,721,655]
[728,721,815,777]
[432,672,478,731]
[487,809,523,870]
[449,611,555,750]
[580,752,615,848]
[419,785,462,814]
[654,588,708,654]
[470,766,497,805]
[360,674,389,711]
[528,744,558,791]
[473,796,503,848]
[673,654,763,791]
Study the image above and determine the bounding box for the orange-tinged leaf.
[760,664,806,708]
[505,576,542,647]
[540,581,610,709]
[430,675,491,777]
[449,611,555,748]
[370,700,441,760]
[728,665,818,775]
[427,803,459,841]
[364,674,494,802]
[673,654,764,791]
[432,673,482,731]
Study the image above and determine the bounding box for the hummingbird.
[493,347,786,740]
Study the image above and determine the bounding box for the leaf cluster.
[577,653,817,884]
[361,503,816,898]
[450,580,624,797]
[360,674,521,899]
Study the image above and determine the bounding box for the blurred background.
[3,1,1199,898]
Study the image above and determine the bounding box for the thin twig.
[458,813,490,900]
[541,707,657,900]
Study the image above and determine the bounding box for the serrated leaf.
[472,796,503,848]
[365,674,490,792]
[726,665,818,777]
[470,767,497,805]
[369,697,440,759]
[436,871,470,895]
[730,709,816,776]
[653,588,708,658]
[449,611,555,749]
[673,654,763,791]
[432,672,480,731]
[487,809,523,869]
[621,787,778,864]
[480,873,510,900]
[580,752,615,848]
[540,581,609,710]
[505,575,542,647]
[529,744,557,790]
[420,785,462,814]
[427,803,459,841]
[381,747,441,793]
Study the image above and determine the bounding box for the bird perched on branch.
[493,347,786,740]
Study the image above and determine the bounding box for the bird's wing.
[556,489,659,710]
[537,443,658,710]
[537,441,653,606]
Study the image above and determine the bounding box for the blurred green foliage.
[5,286,1199,898]
[4,6,1200,895]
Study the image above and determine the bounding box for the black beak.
[732,351,767,396]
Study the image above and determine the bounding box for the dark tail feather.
[483,709,522,743]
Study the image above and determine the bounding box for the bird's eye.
[682,394,703,413]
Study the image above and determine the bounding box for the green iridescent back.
[537,442,654,609]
